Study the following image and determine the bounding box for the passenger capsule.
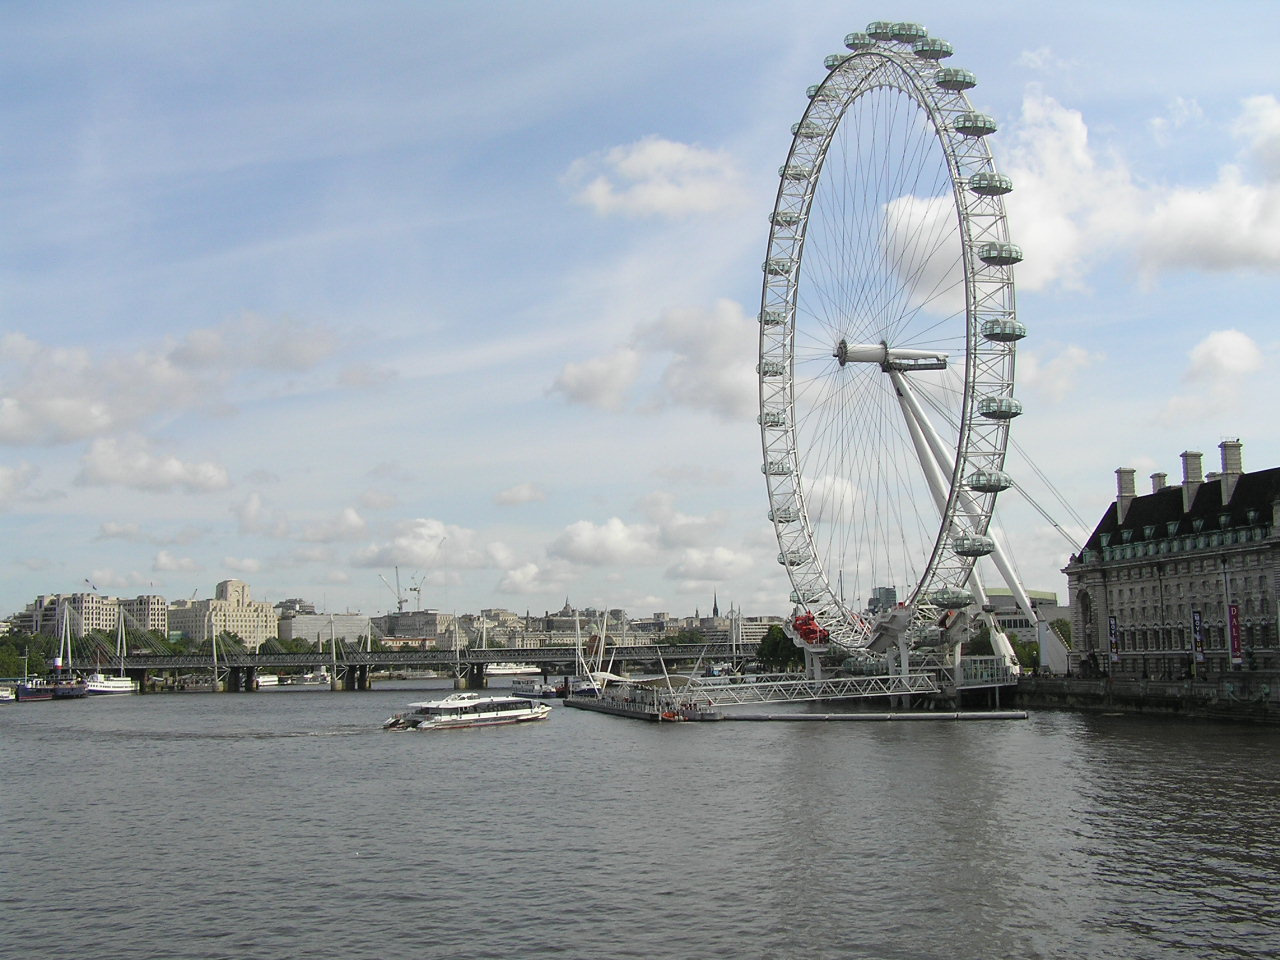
[935,67,977,91]
[977,241,1023,266]
[981,318,1027,343]
[790,590,824,604]
[759,309,786,326]
[844,32,875,51]
[806,84,837,101]
[757,360,785,378]
[791,120,827,140]
[770,209,802,228]
[913,37,953,60]
[865,21,896,40]
[952,534,996,557]
[758,410,787,427]
[967,469,1013,493]
[954,112,998,137]
[763,459,792,476]
[777,549,812,567]
[977,396,1023,420]
[769,507,800,523]
[824,53,849,71]
[890,22,928,43]
[763,258,796,277]
[968,171,1013,196]
[930,586,975,610]
[779,163,813,181]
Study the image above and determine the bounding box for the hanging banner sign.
[1228,604,1243,665]
[1192,609,1205,663]
[1108,615,1120,662]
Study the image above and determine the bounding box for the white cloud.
[153,550,200,572]
[77,435,230,493]
[224,556,263,574]
[639,491,725,548]
[0,463,36,508]
[1162,329,1264,422]
[0,315,339,448]
[233,493,290,538]
[566,136,744,218]
[635,300,758,420]
[665,546,754,583]
[1015,47,1079,73]
[550,347,641,410]
[1017,345,1103,404]
[1149,96,1204,146]
[1185,329,1264,382]
[89,568,152,590]
[548,517,659,565]
[1005,89,1280,288]
[353,517,482,569]
[499,561,572,595]
[494,482,546,506]
[298,507,367,543]
[97,521,142,540]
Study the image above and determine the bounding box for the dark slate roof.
[1082,466,1280,550]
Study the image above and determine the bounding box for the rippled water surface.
[3,683,1279,960]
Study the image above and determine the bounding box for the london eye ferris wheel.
[758,22,1027,660]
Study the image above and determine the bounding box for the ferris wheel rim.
[758,26,1022,651]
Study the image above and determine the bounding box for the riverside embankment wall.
[1015,673,1280,724]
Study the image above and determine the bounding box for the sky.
[2,0,1279,623]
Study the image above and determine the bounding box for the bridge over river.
[91,642,1016,706]
[109,642,756,692]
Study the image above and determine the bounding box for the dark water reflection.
[2,686,1277,959]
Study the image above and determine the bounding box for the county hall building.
[1064,440,1280,678]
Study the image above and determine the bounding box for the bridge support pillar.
[454,663,487,690]
[226,666,244,692]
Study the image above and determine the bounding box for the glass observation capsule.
[758,309,786,326]
[758,410,787,428]
[977,241,1023,266]
[762,459,792,476]
[913,37,953,60]
[763,258,796,277]
[967,469,1014,493]
[824,53,849,71]
[930,587,975,610]
[757,360,785,378]
[844,32,875,51]
[865,21,896,40]
[791,121,827,140]
[978,396,1023,420]
[780,163,813,180]
[769,507,800,523]
[969,171,1013,195]
[936,67,977,91]
[890,22,928,43]
[951,534,996,557]
[955,112,998,137]
[981,318,1027,342]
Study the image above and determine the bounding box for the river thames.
[2,681,1277,960]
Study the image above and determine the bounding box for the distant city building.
[168,579,277,651]
[278,612,370,648]
[371,609,454,646]
[275,598,317,616]
[984,589,1070,636]
[13,593,167,637]
[868,586,898,614]
[1065,440,1279,677]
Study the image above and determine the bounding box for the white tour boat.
[83,672,140,695]
[382,692,552,731]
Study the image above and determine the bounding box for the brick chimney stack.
[1116,467,1136,524]
[1181,450,1203,513]
[1220,439,1243,503]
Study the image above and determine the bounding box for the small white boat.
[83,672,140,696]
[485,662,541,676]
[255,674,280,688]
[0,687,15,702]
[382,692,552,731]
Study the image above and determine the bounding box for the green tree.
[756,625,802,671]
[668,628,706,645]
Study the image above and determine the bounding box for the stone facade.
[1064,441,1279,678]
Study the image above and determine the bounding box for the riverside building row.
[6,583,782,652]
[1065,440,1280,678]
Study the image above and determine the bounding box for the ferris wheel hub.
[834,339,949,371]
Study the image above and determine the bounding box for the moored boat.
[83,672,140,695]
[15,680,53,702]
[510,676,559,699]
[0,686,17,702]
[382,692,552,731]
